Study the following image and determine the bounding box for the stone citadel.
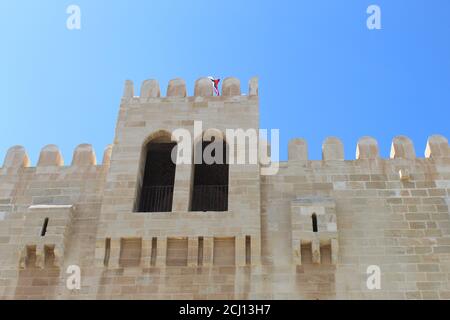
[0,77,450,299]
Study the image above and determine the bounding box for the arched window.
[312,213,318,232]
[191,136,229,211]
[136,134,177,212]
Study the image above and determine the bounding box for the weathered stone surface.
[2,145,30,168]
[167,78,186,97]
[37,145,63,166]
[194,77,213,97]
[425,134,449,158]
[356,136,379,160]
[390,135,415,159]
[1,77,450,300]
[72,144,96,166]
[222,77,241,96]
[288,138,308,161]
[140,79,160,98]
[123,80,134,98]
[248,77,258,96]
[102,144,113,165]
[322,137,344,161]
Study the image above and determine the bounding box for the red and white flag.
[208,76,220,96]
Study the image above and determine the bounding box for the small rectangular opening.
[245,236,251,265]
[103,238,111,267]
[150,237,157,267]
[41,217,49,236]
[44,245,55,267]
[312,213,318,233]
[198,236,204,266]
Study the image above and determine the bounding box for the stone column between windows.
[109,238,121,268]
[155,237,167,267]
[202,237,214,266]
[171,162,193,212]
[187,237,199,266]
[141,238,153,268]
[251,235,261,265]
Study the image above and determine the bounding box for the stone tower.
[94,77,262,269]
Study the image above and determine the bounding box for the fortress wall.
[78,135,449,300]
[0,144,110,299]
[0,77,449,300]
[261,136,450,299]
[0,135,448,299]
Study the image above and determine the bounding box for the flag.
[208,76,220,96]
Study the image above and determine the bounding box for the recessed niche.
[245,236,251,265]
[301,244,313,264]
[320,245,332,265]
[198,237,204,266]
[166,238,188,266]
[150,237,157,266]
[25,245,37,268]
[103,238,111,267]
[44,245,55,267]
[119,238,142,267]
[213,237,235,266]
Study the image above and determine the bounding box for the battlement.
[286,134,450,162]
[2,135,449,173]
[0,144,113,173]
[121,77,259,101]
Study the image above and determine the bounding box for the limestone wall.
[0,144,110,299]
[0,78,449,299]
[261,135,450,299]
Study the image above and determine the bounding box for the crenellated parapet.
[2,134,448,175]
[1,143,113,174]
[287,135,450,163]
[120,76,258,101]
[2,135,448,174]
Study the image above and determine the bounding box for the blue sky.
[1,0,449,164]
